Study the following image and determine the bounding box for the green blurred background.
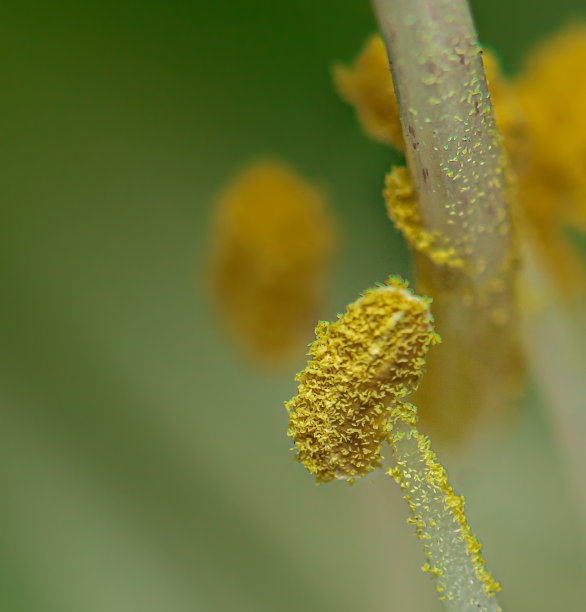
[1,1,586,610]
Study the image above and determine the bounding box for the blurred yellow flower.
[514,25,586,290]
[333,35,404,149]
[209,161,336,363]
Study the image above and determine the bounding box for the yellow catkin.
[333,35,404,149]
[286,277,439,482]
[209,161,335,362]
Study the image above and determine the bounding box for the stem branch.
[388,404,503,611]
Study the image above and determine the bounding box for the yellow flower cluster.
[209,161,335,362]
[286,277,439,482]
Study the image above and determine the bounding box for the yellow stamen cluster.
[286,278,439,482]
[210,161,335,362]
[333,35,404,149]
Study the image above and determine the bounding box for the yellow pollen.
[285,277,439,483]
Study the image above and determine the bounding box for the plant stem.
[388,403,503,611]
[370,0,512,283]
[371,0,521,442]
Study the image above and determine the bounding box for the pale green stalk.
[370,0,521,446]
[363,2,510,606]
[370,0,513,283]
[388,404,502,612]
[522,248,586,554]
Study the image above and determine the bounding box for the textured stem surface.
[371,0,521,443]
[388,405,502,611]
[371,0,512,283]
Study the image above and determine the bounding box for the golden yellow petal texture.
[333,35,404,149]
[285,278,439,482]
[209,161,336,362]
[514,25,586,290]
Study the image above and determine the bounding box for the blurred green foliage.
[1,1,585,611]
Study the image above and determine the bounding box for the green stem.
[388,403,503,611]
[370,0,512,284]
[371,0,521,443]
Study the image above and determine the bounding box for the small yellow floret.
[333,35,404,149]
[210,161,335,362]
[286,278,439,483]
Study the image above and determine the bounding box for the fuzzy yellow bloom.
[286,277,439,482]
[210,161,335,362]
[333,35,404,149]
